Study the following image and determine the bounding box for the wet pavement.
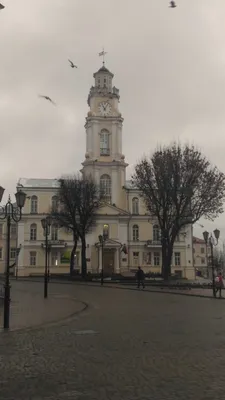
[0,280,224,399]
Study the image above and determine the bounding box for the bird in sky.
[0,3,5,10]
[169,1,177,7]
[38,95,56,106]
[68,59,78,68]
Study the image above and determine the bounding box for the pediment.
[96,202,129,216]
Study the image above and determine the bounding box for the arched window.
[153,224,160,242]
[100,174,111,203]
[30,223,37,241]
[103,224,109,239]
[132,197,139,214]
[30,195,38,214]
[51,195,58,211]
[100,129,110,156]
[51,224,58,241]
[133,225,139,241]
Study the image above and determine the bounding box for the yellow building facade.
[15,63,195,279]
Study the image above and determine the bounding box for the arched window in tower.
[153,224,160,242]
[100,129,110,156]
[132,225,139,241]
[132,197,139,214]
[100,174,111,203]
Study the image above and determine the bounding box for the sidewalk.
[99,283,221,299]
[0,284,87,331]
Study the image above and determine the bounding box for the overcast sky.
[0,0,225,241]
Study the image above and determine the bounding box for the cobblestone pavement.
[0,281,87,331]
[1,281,225,399]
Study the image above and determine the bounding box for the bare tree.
[52,174,99,278]
[132,143,225,280]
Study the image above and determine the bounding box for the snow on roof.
[124,180,138,190]
[17,178,59,188]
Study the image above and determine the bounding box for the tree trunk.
[81,237,87,279]
[162,240,173,280]
[70,237,78,277]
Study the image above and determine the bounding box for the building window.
[103,224,109,239]
[143,252,151,265]
[51,196,58,211]
[0,248,2,259]
[10,248,17,259]
[30,251,36,266]
[154,252,160,266]
[153,224,160,242]
[201,257,205,264]
[100,174,111,203]
[132,225,139,241]
[100,129,110,156]
[174,252,181,266]
[133,252,139,266]
[132,197,139,214]
[201,247,205,254]
[30,223,37,241]
[11,224,17,237]
[31,195,38,214]
[51,225,58,241]
[51,251,58,266]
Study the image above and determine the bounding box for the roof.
[193,236,205,244]
[124,180,138,190]
[17,178,59,188]
[93,64,114,78]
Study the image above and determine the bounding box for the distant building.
[193,236,210,277]
[14,63,195,279]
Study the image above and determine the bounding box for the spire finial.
[99,47,107,66]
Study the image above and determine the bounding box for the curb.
[9,277,220,300]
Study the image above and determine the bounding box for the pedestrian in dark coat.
[136,267,145,289]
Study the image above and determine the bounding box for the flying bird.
[38,95,56,106]
[0,3,5,10]
[68,59,78,68]
[169,1,177,7]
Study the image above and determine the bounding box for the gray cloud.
[0,0,224,240]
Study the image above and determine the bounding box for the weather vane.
[99,47,107,65]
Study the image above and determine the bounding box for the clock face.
[98,102,112,116]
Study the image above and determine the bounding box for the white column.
[17,222,25,276]
[93,122,99,158]
[111,169,118,204]
[111,123,117,158]
[115,248,120,273]
[95,168,100,185]
[99,246,102,272]
[118,125,122,155]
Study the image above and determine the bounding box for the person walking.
[136,266,145,289]
[215,272,223,298]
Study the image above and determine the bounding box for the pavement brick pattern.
[0,281,225,399]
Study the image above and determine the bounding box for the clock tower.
[81,63,128,208]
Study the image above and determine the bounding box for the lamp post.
[203,229,220,298]
[0,4,5,10]
[41,216,52,298]
[98,224,109,286]
[0,187,26,329]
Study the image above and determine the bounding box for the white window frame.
[153,225,160,242]
[30,224,37,241]
[51,225,58,241]
[174,252,181,266]
[100,130,110,156]
[10,248,16,259]
[132,197,139,214]
[30,251,37,266]
[31,196,38,214]
[100,174,111,203]
[154,252,160,266]
[132,225,139,241]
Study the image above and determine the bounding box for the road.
[0,280,224,399]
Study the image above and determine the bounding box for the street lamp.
[98,224,109,286]
[41,216,52,298]
[0,187,26,329]
[203,229,220,298]
[0,4,5,10]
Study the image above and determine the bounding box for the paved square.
[0,280,224,399]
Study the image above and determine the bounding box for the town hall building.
[11,62,194,279]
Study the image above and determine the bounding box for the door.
[103,249,115,275]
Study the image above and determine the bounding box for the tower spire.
[99,47,107,66]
